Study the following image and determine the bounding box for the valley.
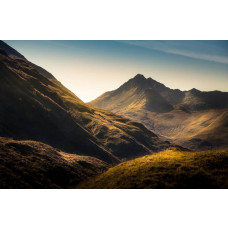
[0,41,227,189]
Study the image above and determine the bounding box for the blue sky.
[4,40,228,102]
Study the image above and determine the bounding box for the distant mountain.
[90,74,228,150]
[90,74,175,113]
[0,42,173,175]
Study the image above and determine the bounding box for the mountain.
[80,148,228,189]
[90,74,228,150]
[0,41,174,181]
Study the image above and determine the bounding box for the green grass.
[80,148,228,189]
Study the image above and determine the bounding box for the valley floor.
[78,148,228,189]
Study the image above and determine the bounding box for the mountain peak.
[133,75,162,87]
[0,40,26,59]
[189,88,200,94]
[134,74,146,80]
[0,40,55,80]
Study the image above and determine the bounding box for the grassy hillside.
[0,137,109,188]
[80,148,228,189]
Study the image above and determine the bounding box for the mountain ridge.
[90,74,228,150]
[0,41,56,80]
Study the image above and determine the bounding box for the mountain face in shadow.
[0,42,173,172]
[90,74,228,150]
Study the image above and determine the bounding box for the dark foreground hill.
[0,137,109,188]
[90,74,228,150]
[80,148,228,189]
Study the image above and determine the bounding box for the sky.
[4,40,228,102]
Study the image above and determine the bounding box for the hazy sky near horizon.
[4,40,228,102]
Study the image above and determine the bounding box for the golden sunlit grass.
[80,148,228,189]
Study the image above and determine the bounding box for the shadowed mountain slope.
[90,74,228,150]
[0,43,172,167]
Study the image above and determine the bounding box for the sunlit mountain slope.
[90,74,228,150]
